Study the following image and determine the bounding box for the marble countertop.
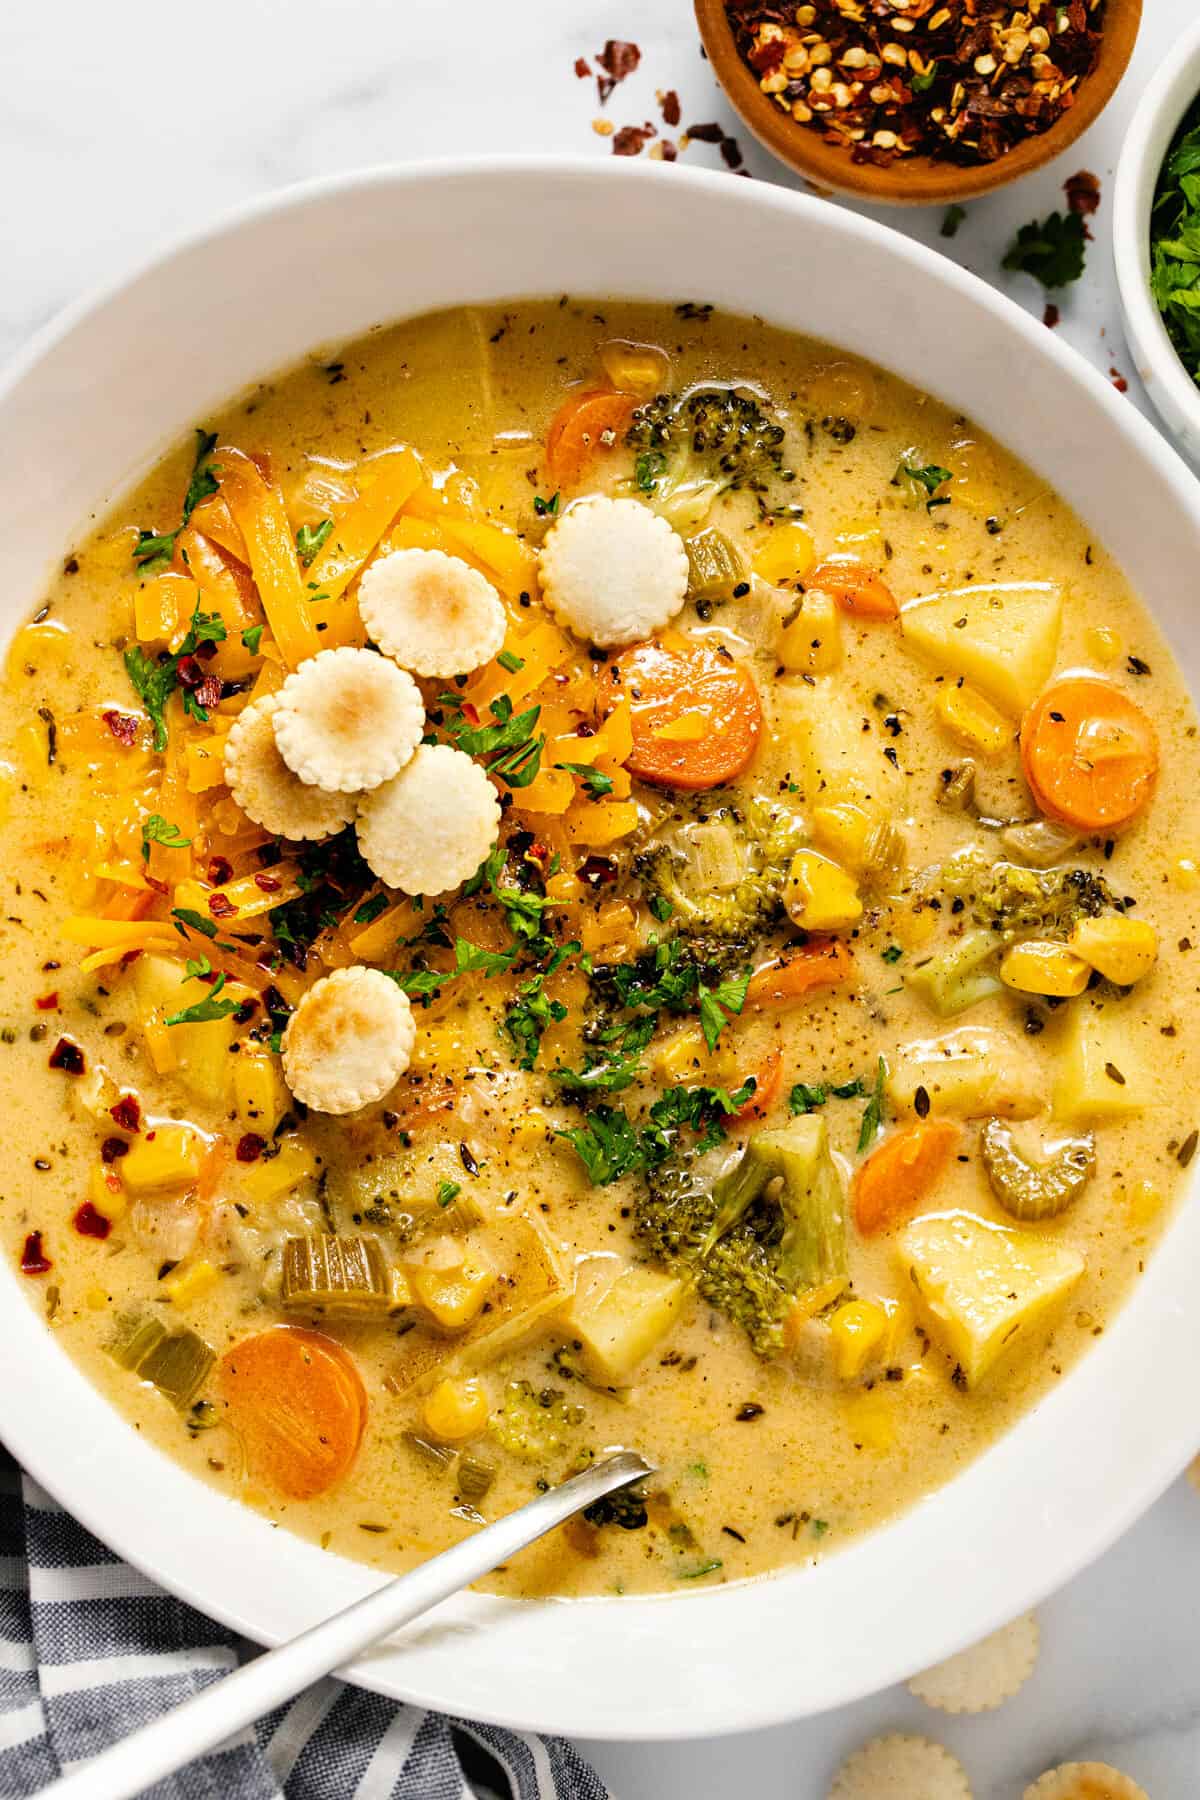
[4,0,1199,1793]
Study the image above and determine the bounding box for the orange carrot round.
[1020,676,1158,832]
[853,1119,960,1237]
[611,638,762,791]
[808,554,898,620]
[733,1048,783,1121]
[217,1326,366,1501]
[745,941,854,1009]
[545,389,637,491]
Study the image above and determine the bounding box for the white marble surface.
[3,0,1200,1793]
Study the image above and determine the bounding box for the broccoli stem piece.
[704,1118,848,1297]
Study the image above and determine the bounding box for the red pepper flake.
[1043,303,1061,329]
[102,709,139,747]
[72,1202,112,1241]
[595,38,641,104]
[207,855,234,887]
[574,56,591,78]
[194,674,223,712]
[661,139,678,162]
[254,873,282,893]
[118,948,144,970]
[20,1232,51,1275]
[208,893,237,919]
[100,1136,130,1164]
[48,1037,85,1075]
[687,121,726,144]
[613,125,653,156]
[176,654,203,691]
[110,1094,142,1132]
[35,992,59,1012]
[720,135,745,170]
[1065,170,1101,216]
[236,1132,267,1163]
[1109,366,1129,393]
[661,89,681,128]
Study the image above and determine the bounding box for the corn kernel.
[1173,856,1200,892]
[511,1107,552,1150]
[237,1138,318,1204]
[652,1024,736,1084]
[785,849,862,933]
[829,1299,889,1379]
[1068,915,1157,986]
[545,872,583,904]
[164,1259,220,1306]
[778,589,841,674]
[1086,624,1122,666]
[751,521,816,587]
[85,1286,110,1311]
[89,1163,128,1221]
[233,1054,290,1134]
[841,1388,895,1451]
[935,681,1012,755]
[405,1240,497,1330]
[811,802,873,870]
[421,1377,489,1443]
[580,900,637,957]
[119,1124,205,1195]
[999,939,1090,998]
[597,339,670,397]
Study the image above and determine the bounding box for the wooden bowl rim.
[694,0,1143,205]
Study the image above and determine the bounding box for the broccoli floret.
[488,1379,586,1462]
[635,1118,848,1357]
[634,796,804,946]
[938,850,1118,941]
[625,386,793,532]
[583,1485,650,1530]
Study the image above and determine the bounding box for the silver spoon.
[36,1448,652,1800]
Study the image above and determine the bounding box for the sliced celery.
[684,528,745,602]
[456,1452,496,1505]
[106,1312,168,1372]
[281,1235,390,1314]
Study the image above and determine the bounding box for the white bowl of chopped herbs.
[1115,16,1200,460]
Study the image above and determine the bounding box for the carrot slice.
[610,638,762,791]
[809,554,898,620]
[745,941,854,1009]
[733,1047,783,1120]
[1020,676,1158,832]
[217,1326,366,1501]
[545,389,637,491]
[853,1119,961,1237]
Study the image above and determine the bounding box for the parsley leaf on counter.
[1150,97,1200,386]
[1002,211,1086,290]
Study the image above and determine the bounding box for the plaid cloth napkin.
[0,1453,608,1800]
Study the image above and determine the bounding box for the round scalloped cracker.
[223,692,357,840]
[273,647,424,794]
[281,966,415,1115]
[539,496,688,647]
[355,742,500,897]
[909,1611,1039,1715]
[358,547,506,676]
[1023,1763,1149,1800]
[828,1734,972,1800]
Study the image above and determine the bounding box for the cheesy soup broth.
[1,300,1196,1599]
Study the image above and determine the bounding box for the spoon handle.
[36,1449,651,1800]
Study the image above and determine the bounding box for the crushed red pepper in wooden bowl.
[726,0,1105,167]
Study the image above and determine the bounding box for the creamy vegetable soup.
[2,301,1197,1599]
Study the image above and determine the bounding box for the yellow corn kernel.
[118,1124,206,1195]
[841,1388,895,1451]
[406,1244,497,1331]
[999,939,1091,998]
[580,900,637,957]
[652,1025,708,1083]
[88,1163,128,1222]
[890,903,939,951]
[237,1139,318,1205]
[86,1286,110,1311]
[811,802,873,872]
[1124,1179,1162,1228]
[751,522,816,587]
[1173,856,1200,892]
[778,589,841,674]
[785,849,862,933]
[6,621,75,686]
[829,1299,889,1380]
[511,1107,552,1150]
[233,1054,290,1134]
[1068,915,1158,986]
[935,681,1012,755]
[421,1377,489,1443]
[653,710,707,742]
[545,872,583,905]
[164,1259,220,1306]
[597,339,670,396]
[1086,624,1122,666]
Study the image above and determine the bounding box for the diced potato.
[785,849,862,933]
[133,953,246,1106]
[829,1299,889,1380]
[896,1210,1085,1386]
[778,589,841,675]
[888,1027,1043,1120]
[999,940,1091,998]
[563,1266,687,1386]
[934,680,1013,755]
[119,1125,206,1196]
[779,681,903,813]
[1068,915,1158,986]
[234,1052,291,1134]
[1053,1001,1153,1123]
[900,582,1062,716]
[238,1138,318,1204]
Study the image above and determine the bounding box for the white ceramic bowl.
[1114,15,1200,460]
[3,159,1200,1742]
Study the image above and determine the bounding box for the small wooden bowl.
[694,0,1142,205]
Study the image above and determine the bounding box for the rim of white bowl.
[1113,15,1200,443]
[3,157,1200,1741]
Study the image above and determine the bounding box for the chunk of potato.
[887,1027,1042,1119]
[563,1266,687,1386]
[1053,1001,1152,1123]
[777,679,903,813]
[133,952,246,1106]
[900,582,1061,716]
[896,1210,1084,1385]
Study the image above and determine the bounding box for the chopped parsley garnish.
[171,907,218,940]
[881,944,903,964]
[697,972,750,1053]
[124,597,227,750]
[133,429,220,574]
[556,1079,752,1186]
[436,1180,462,1208]
[1002,211,1087,290]
[940,203,967,239]
[241,625,264,655]
[165,973,240,1026]
[141,814,192,863]
[788,1081,828,1115]
[295,518,333,566]
[353,892,389,926]
[894,459,953,511]
[533,492,560,517]
[443,693,545,789]
[649,895,673,923]
[634,449,668,494]
[503,974,567,1070]
[556,761,614,799]
[497,649,525,674]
